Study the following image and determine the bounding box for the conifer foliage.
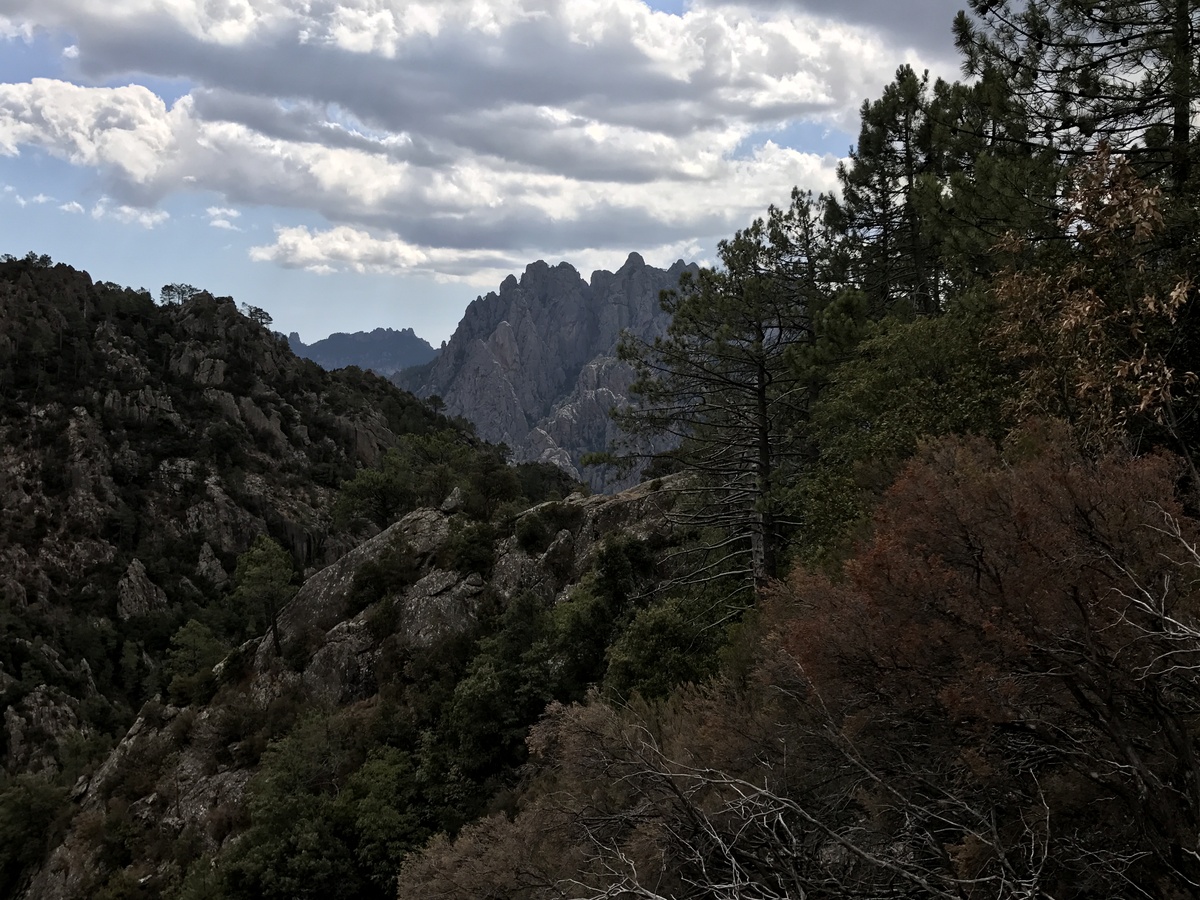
[616,191,831,584]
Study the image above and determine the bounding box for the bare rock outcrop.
[401,253,696,491]
[115,559,168,620]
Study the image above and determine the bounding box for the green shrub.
[603,591,728,701]
[516,502,585,555]
[164,620,228,706]
[515,513,553,554]
[438,522,496,577]
[0,774,70,896]
[346,538,421,617]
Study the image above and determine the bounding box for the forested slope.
[0,258,581,898]
[0,256,431,777]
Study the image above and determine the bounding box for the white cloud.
[0,80,176,185]
[253,223,717,289]
[0,15,34,40]
[116,206,170,227]
[206,205,242,229]
[250,225,433,274]
[90,197,170,227]
[62,43,79,58]
[59,200,84,213]
[2,189,50,206]
[0,0,961,279]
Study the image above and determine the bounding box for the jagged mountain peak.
[398,254,698,490]
[616,250,645,271]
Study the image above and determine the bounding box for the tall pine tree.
[616,191,835,585]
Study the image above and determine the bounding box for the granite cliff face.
[399,253,695,490]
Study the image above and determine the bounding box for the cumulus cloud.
[90,197,170,227]
[0,79,177,188]
[249,223,710,290]
[59,200,84,213]
[0,15,33,40]
[0,0,961,276]
[696,0,966,61]
[250,225,432,275]
[206,205,242,230]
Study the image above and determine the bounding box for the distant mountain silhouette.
[288,326,439,375]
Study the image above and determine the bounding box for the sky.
[0,0,967,345]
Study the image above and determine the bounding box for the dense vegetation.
[407,1,1200,897]
[8,1,1200,897]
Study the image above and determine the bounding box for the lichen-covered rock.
[335,412,399,466]
[238,396,288,451]
[196,542,228,587]
[3,685,83,774]
[399,567,488,646]
[203,387,241,423]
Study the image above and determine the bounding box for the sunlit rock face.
[400,253,696,491]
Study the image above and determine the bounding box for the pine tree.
[231,535,296,657]
[616,191,834,586]
[955,0,1198,191]
[826,65,1063,314]
[826,66,945,315]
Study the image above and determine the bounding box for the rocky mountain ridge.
[398,253,695,490]
[287,327,438,376]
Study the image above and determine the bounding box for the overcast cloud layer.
[0,0,964,287]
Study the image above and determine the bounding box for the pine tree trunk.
[753,349,776,585]
[1172,0,1193,193]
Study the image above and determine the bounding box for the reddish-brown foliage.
[769,422,1200,895]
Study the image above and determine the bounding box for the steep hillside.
[287,327,438,376]
[20,481,679,900]
[0,256,457,797]
[398,253,695,490]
